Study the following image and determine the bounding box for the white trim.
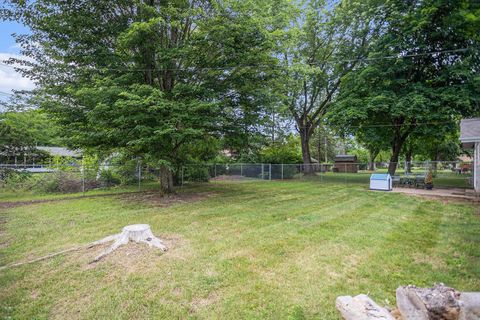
[475,142,479,192]
[461,118,480,122]
[460,137,480,142]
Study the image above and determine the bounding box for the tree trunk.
[159,165,174,194]
[388,138,405,176]
[300,126,314,174]
[368,149,379,171]
[317,132,321,165]
[432,149,440,173]
[406,149,413,173]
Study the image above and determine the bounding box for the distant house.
[460,118,480,192]
[36,146,82,158]
[333,155,358,173]
[0,146,81,166]
[0,146,82,172]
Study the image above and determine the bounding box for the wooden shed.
[333,155,358,173]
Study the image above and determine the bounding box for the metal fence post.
[281,163,284,180]
[81,162,85,196]
[138,160,141,191]
[181,166,184,187]
[269,164,272,181]
[261,163,264,180]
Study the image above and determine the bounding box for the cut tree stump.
[336,294,396,320]
[92,224,167,262]
[396,284,461,320]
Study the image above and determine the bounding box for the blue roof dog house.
[370,174,392,191]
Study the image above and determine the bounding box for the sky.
[0,20,35,103]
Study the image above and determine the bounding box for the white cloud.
[0,52,36,95]
[8,43,23,52]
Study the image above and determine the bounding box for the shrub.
[32,171,100,193]
[98,169,121,187]
[114,162,139,185]
[184,166,210,182]
[37,172,81,193]
[0,168,32,188]
[282,165,300,179]
[259,137,302,164]
[425,170,433,185]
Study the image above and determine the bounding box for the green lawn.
[0,181,161,202]
[0,181,479,319]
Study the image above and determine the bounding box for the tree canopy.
[329,0,480,174]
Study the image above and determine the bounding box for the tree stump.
[92,224,167,262]
[336,294,396,320]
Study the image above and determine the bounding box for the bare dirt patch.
[118,191,214,207]
[392,187,479,204]
[84,242,165,272]
[211,174,247,181]
[412,252,447,270]
[414,194,477,205]
[190,291,219,313]
[0,199,55,210]
[0,190,215,212]
[0,191,143,211]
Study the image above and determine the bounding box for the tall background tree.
[329,0,480,175]
[275,0,384,172]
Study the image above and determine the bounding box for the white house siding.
[475,142,480,192]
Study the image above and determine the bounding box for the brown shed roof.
[334,155,357,162]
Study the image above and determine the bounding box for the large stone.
[396,284,461,320]
[459,292,480,320]
[336,294,396,320]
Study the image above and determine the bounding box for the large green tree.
[330,0,480,175]
[2,0,283,192]
[275,0,384,171]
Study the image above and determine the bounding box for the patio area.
[392,187,480,203]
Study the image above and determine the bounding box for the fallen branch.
[0,242,100,271]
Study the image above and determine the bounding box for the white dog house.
[370,173,392,191]
[460,118,480,192]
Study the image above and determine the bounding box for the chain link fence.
[0,160,475,195]
[183,161,475,189]
[0,162,161,194]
